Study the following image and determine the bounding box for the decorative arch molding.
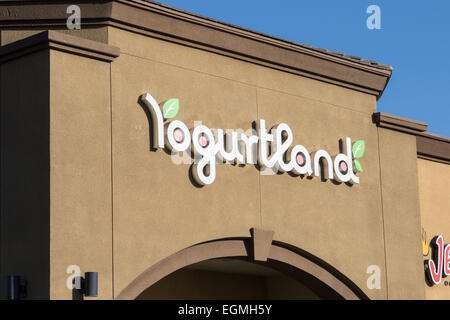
[115,229,369,300]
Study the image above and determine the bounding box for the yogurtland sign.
[140,93,365,186]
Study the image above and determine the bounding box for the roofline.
[373,112,450,164]
[143,0,393,72]
[0,30,120,63]
[0,0,392,100]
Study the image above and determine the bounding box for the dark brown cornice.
[416,134,450,165]
[0,30,120,63]
[373,112,428,134]
[0,0,392,100]
[373,112,450,165]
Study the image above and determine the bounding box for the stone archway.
[116,228,368,300]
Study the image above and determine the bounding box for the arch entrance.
[116,229,368,300]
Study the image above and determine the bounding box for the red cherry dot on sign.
[174,128,184,143]
[199,135,208,147]
[296,154,304,166]
[339,161,348,173]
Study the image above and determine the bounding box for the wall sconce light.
[72,272,98,299]
[6,275,27,300]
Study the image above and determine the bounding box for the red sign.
[426,235,450,286]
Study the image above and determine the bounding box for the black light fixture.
[6,275,27,300]
[72,272,98,299]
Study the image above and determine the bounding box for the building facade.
[0,0,449,300]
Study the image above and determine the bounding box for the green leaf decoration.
[352,140,365,159]
[354,159,363,172]
[162,98,179,119]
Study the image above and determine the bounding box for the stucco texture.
[0,50,50,299]
[105,26,415,299]
[0,26,428,300]
[377,128,425,299]
[49,50,113,300]
[418,158,450,299]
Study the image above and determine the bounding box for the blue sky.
[156,0,450,137]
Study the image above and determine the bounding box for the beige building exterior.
[0,0,449,300]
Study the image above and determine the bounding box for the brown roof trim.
[373,112,428,133]
[0,30,120,63]
[121,1,392,70]
[0,0,392,100]
[373,112,450,164]
[417,134,450,165]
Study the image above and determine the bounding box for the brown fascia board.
[373,112,428,133]
[0,30,120,63]
[417,134,450,164]
[0,0,392,100]
[373,112,450,164]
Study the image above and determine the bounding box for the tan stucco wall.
[0,50,50,299]
[418,158,450,299]
[377,128,425,299]
[1,27,429,300]
[104,26,421,300]
[49,50,113,300]
[109,40,262,298]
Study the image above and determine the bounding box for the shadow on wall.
[136,259,321,300]
[116,234,369,300]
